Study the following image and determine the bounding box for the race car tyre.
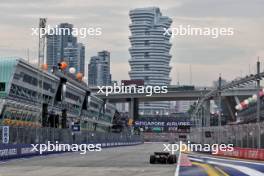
[150,155,156,164]
[167,156,173,164]
[172,155,177,163]
[168,155,177,164]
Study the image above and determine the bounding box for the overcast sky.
[0,0,263,86]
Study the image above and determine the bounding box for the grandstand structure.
[0,57,115,132]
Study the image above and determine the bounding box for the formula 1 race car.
[149,152,177,164]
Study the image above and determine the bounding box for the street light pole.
[256,59,261,149]
[218,74,222,144]
[201,107,204,145]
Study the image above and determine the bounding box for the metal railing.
[190,122,264,149]
[0,126,142,145]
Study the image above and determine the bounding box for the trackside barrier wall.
[214,147,264,161]
[0,141,142,160]
[0,126,143,144]
[0,126,143,160]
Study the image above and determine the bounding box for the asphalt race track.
[1,143,264,176]
[0,143,176,176]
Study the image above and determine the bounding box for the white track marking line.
[174,150,181,176]
[189,154,264,166]
[190,157,263,176]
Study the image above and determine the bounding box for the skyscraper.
[129,7,172,115]
[46,23,85,75]
[64,43,85,74]
[175,101,195,113]
[46,34,60,67]
[88,50,112,86]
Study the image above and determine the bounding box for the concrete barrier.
[214,147,264,161]
[0,141,143,160]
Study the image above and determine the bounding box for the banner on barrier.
[2,126,9,144]
[214,147,264,161]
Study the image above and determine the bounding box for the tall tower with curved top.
[129,7,172,115]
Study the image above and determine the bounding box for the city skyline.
[1,1,264,175]
[0,0,263,86]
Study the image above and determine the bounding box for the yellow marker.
[127,118,133,126]
[192,162,229,176]
[215,166,229,176]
